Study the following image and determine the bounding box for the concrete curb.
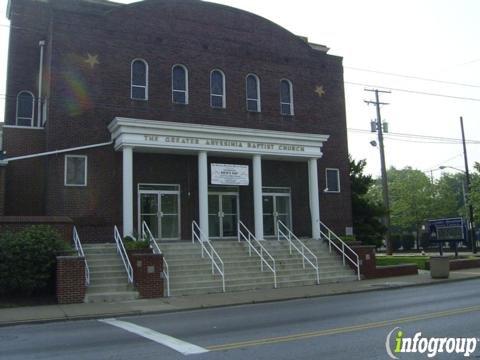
[1,274,479,328]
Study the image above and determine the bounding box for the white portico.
[108,117,329,240]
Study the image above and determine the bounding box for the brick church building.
[2,0,353,244]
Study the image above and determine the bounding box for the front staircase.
[83,244,139,303]
[159,238,357,297]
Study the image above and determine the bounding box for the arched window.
[210,69,226,108]
[280,79,294,115]
[246,74,261,112]
[172,65,188,104]
[131,59,148,100]
[16,91,35,127]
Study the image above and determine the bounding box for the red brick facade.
[4,0,353,240]
[0,216,73,243]
[131,253,164,298]
[56,256,86,304]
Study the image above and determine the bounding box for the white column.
[308,158,321,240]
[122,146,134,237]
[253,154,264,240]
[198,151,209,241]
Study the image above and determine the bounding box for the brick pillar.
[56,256,86,304]
[0,163,6,216]
[351,245,377,279]
[131,253,164,298]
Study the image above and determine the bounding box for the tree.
[470,163,480,226]
[349,157,387,247]
[369,167,433,249]
[432,172,466,219]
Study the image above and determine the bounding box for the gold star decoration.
[84,53,100,69]
[315,85,326,97]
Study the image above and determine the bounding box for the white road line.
[99,318,209,356]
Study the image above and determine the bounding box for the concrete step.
[84,291,139,303]
[90,274,127,286]
[88,264,125,272]
[170,285,224,296]
[89,269,126,279]
[87,284,132,294]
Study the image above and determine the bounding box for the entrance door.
[208,192,239,239]
[139,187,180,240]
[263,189,292,237]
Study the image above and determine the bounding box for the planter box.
[430,256,450,279]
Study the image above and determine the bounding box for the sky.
[0,0,479,178]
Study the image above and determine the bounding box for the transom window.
[210,69,226,108]
[65,155,87,187]
[246,74,261,112]
[16,91,35,127]
[131,59,148,100]
[325,168,340,193]
[172,65,189,104]
[280,79,294,116]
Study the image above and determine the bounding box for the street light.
[439,166,477,253]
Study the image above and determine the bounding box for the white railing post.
[237,221,277,288]
[192,221,226,292]
[320,221,361,281]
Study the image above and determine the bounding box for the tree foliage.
[0,226,70,295]
[349,157,387,247]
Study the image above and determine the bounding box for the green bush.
[123,237,150,250]
[0,226,70,295]
[340,235,356,243]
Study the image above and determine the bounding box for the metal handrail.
[320,221,361,280]
[238,221,277,288]
[141,221,170,297]
[277,220,320,284]
[191,221,226,292]
[73,226,90,286]
[114,226,134,284]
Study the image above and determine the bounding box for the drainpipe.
[38,40,46,127]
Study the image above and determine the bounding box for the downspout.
[38,40,46,127]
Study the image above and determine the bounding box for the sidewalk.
[2,269,480,327]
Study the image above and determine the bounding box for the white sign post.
[211,164,249,186]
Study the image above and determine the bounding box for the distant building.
[2,0,352,242]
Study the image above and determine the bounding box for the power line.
[345,81,480,102]
[345,66,480,88]
[347,128,480,144]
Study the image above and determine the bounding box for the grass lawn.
[376,256,429,270]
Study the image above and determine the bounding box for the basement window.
[65,155,87,187]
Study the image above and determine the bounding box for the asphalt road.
[2,279,480,359]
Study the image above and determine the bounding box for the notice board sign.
[211,164,249,186]
[428,217,466,243]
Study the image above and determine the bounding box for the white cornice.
[108,118,330,160]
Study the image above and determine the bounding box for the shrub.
[0,226,70,295]
[123,237,150,250]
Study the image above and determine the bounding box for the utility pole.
[365,89,392,255]
[460,117,476,254]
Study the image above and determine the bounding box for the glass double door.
[139,191,180,240]
[263,194,292,237]
[208,192,239,239]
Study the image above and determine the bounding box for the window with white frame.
[131,59,148,100]
[16,91,35,127]
[65,155,87,187]
[172,65,188,104]
[325,168,340,193]
[246,74,261,112]
[280,79,294,115]
[210,69,226,108]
